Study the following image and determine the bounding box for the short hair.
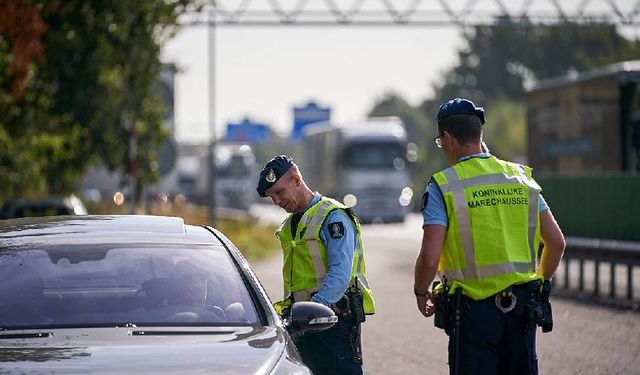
[438,114,482,145]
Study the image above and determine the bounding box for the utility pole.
[207,5,217,226]
[127,119,138,215]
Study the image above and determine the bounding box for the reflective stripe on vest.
[438,164,539,281]
[277,196,375,314]
[301,199,334,289]
[295,198,370,294]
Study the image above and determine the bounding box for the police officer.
[256,155,375,375]
[413,98,566,375]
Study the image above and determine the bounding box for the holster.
[512,280,554,333]
[433,281,447,330]
[331,288,365,365]
[433,280,456,334]
[331,278,366,324]
[347,285,366,324]
[533,280,553,332]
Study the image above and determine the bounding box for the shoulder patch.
[328,221,344,239]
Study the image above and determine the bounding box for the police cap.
[256,155,294,197]
[436,98,485,125]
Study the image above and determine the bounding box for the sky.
[161,0,640,144]
[162,25,462,142]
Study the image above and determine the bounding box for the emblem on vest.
[266,169,276,182]
[329,222,344,238]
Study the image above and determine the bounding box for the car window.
[15,204,72,217]
[0,244,259,328]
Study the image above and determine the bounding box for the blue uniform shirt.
[423,153,549,227]
[301,194,357,306]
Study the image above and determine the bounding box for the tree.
[422,20,640,166]
[0,0,199,199]
[481,99,526,163]
[431,20,640,106]
[368,21,640,194]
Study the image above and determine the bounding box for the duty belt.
[487,280,541,314]
[494,288,517,313]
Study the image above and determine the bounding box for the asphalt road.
[249,207,640,375]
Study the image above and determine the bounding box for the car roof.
[0,215,220,247]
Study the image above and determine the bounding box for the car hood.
[0,326,299,374]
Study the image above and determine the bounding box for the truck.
[212,143,258,211]
[300,117,413,223]
[183,143,258,210]
[527,60,640,173]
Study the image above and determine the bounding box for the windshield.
[0,245,260,329]
[342,141,406,169]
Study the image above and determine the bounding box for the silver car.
[0,215,336,374]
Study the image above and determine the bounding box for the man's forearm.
[414,257,438,294]
[537,210,566,280]
[537,243,564,280]
[415,225,446,293]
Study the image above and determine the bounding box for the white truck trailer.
[301,117,413,223]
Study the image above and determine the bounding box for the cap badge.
[266,169,276,182]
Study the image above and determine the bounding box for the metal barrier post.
[564,258,570,288]
[579,259,585,291]
[628,265,634,300]
[610,262,616,298]
[594,260,600,296]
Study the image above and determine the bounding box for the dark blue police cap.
[256,155,294,197]
[437,98,485,125]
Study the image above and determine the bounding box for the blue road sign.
[292,101,331,141]
[225,118,270,143]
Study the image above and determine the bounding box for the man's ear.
[442,131,453,147]
[291,173,301,186]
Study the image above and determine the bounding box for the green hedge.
[537,174,640,241]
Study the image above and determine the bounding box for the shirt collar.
[458,152,491,162]
[304,193,321,212]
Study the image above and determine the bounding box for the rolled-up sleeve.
[423,181,448,227]
[311,209,356,306]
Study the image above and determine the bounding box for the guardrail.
[551,237,640,310]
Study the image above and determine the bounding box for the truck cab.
[301,117,413,223]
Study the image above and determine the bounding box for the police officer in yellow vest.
[257,155,375,375]
[413,98,566,375]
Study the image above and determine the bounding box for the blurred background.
[1,0,639,237]
[2,3,640,372]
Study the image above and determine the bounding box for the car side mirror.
[286,301,338,338]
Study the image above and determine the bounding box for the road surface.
[249,207,640,374]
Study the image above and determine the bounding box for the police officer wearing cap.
[256,155,375,375]
[413,98,566,375]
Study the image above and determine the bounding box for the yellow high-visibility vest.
[432,155,543,300]
[276,196,375,314]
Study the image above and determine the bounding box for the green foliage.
[0,0,199,199]
[368,21,640,197]
[432,20,640,105]
[482,99,526,162]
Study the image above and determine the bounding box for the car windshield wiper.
[0,331,53,339]
[130,329,236,336]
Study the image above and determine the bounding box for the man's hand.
[414,224,445,318]
[416,292,436,317]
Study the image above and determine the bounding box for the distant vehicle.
[301,117,414,223]
[527,60,640,173]
[0,194,88,219]
[214,144,258,211]
[0,215,336,374]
